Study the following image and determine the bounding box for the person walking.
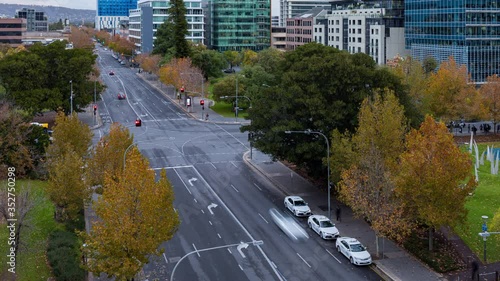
[336,206,341,222]
[471,260,479,280]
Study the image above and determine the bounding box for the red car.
[109,71,115,75]
[117,93,126,100]
[135,119,142,127]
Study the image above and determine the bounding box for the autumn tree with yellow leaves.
[478,74,500,133]
[395,115,477,251]
[81,147,179,281]
[158,57,203,94]
[338,91,412,252]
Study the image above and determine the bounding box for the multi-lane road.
[94,47,382,281]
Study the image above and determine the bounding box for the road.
[94,46,382,281]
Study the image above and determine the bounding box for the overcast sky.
[1,0,280,15]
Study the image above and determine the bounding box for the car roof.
[287,196,304,201]
[340,237,361,244]
[311,215,329,221]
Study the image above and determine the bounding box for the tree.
[338,91,412,250]
[153,0,189,58]
[86,123,134,187]
[423,56,438,74]
[0,103,33,179]
[47,112,92,159]
[223,50,241,69]
[49,19,64,31]
[191,49,227,79]
[478,74,500,133]
[139,54,161,75]
[212,74,246,102]
[242,43,412,178]
[69,26,94,50]
[241,49,258,67]
[46,144,89,221]
[158,57,203,93]
[423,56,479,122]
[81,148,179,281]
[395,115,477,251]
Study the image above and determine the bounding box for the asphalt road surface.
[94,46,382,281]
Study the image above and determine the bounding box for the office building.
[209,0,271,52]
[280,0,332,27]
[272,15,280,26]
[271,26,287,49]
[129,0,204,54]
[0,18,26,47]
[286,7,327,50]
[15,8,48,32]
[96,0,138,31]
[405,0,500,83]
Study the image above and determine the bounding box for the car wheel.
[308,222,312,228]
[320,231,323,238]
[350,257,354,264]
[337,246,340,253]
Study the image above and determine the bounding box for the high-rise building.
[405,0,500,83]
[96,0,138,31]
[129,0,204,54]
[209,0,271,52]
[280,0,332,27]
[15,8,48,32]
[0,18,26,47]
[286,7,327,50]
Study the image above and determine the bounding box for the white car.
[336,237,372,265]
[268,208,309,241]
[284,196,311,217]
[307,215,340,240]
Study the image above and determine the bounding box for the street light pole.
[70,80,73,115]
[285,130,331,220]
[235,75,239,120]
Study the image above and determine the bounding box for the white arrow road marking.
[237,242,249,258]
[207,203,218,215]
[188,178,197,186]
[193,243,200,257]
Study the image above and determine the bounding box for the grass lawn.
[210,100,249,119]
[0,180,62,280]
[455,142,500,262]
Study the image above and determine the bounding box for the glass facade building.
[209,0,271,52]
[405,0,500,83]
[98,0,139,16]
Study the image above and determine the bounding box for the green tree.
[478,74,500,133]
[242,43,412,178]
[212,74,245,103]
[395,115,477,251]
[223,50,240,69]
[423,56,438,74]
[241,49,258,67]
[191,49,227,79]
[81,148,179,281]
[47,112,92,159]
[255,47,285,76]
[153,0,189,58]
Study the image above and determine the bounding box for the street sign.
[482,223,488,232]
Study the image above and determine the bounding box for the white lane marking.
[326,249,342,264]
[209,220,212,225]
[201,209,204,214]
[230,184,239,193]
[214,123,249,149]
[193,243,200,257]
[258,213,269,224]
[297,253,311,268]
[231,161,238,168]
[191,166,284,281]
[227,248,232,254]
[174,208,177,213]
[271,262,277,268]
[253,183,262,191]
[163,253,168,263]
[239,264,244,271]
[217,233,222,239]
[194,198,197,203]
[210,163,217,169]
[173,168,192,195]
[152,165,192,170]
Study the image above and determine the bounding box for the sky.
[1,0,280,15]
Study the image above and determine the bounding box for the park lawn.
[455,142,500,262]
[0,180,62,281]
[210,100,249,119]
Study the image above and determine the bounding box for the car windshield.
[320,221,334,228]
[294,200,306,206]
[350,244,365,252]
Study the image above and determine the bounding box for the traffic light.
[180,87,185,93]
[200,99,205,106]
[93,105,97,115]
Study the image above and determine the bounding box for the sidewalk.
[243,149,446,281]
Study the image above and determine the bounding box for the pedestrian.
[336,206,341,222]
[471,260,479,280]
[480,124,483,131]
[205,113,209,121]
[472,125,477,135]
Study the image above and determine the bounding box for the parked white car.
[284,196,311,217]
[336,237,372,265]
[307,215,340,240]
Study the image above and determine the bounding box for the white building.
[280,0,332,27]
[129,0,204,54]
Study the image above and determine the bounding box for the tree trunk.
[428,227,434,251]
[375,235,380,258]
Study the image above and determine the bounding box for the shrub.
[47,230,85,281]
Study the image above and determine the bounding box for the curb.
[242,151,291,197]
[372,262,399,281]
